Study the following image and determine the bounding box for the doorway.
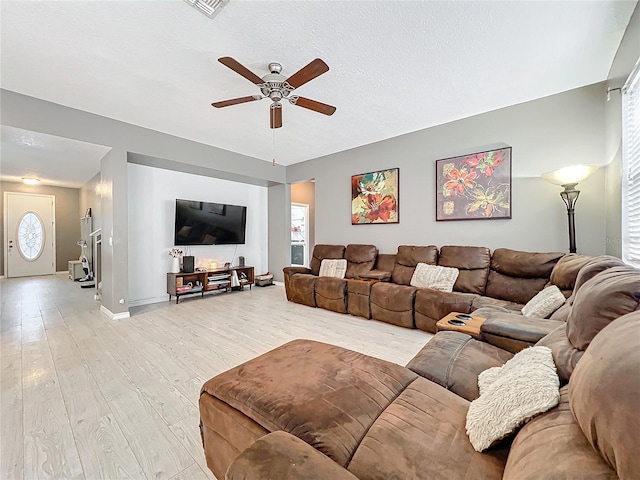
[4,192,56,277]
[291,203,309,267]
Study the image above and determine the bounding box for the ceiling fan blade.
[292,96,336,116]
[270,104,282,129]
[218,57,264,85]
[285,58,329,89]
[211,95,261,108]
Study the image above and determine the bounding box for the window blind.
[622,59,640,267]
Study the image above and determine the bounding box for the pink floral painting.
[436,147,511,221]
[352,168,399,224]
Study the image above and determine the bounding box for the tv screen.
[174,199,247,245]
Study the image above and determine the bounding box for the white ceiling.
[0,126,110,188]
[0,0,636,177]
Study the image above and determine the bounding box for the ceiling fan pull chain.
[272,128,276,167]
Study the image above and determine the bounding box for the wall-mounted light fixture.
[542,165,598,253]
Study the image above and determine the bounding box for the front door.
[5,192,56,277]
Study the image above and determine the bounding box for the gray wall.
[1,181,80,275]
[80,172,102,229]
[100,149,129,315]
[604,3,639,257]
[288,84,607,256]
[1,89,286,314]
[291,181,316,257]
[268,184,290,282]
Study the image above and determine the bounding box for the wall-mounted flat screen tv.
[174,199,247,245]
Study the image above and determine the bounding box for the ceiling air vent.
[183,0,229,18]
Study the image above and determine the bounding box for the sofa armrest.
[283,266,313,301]
[406,331,513,401]
[225,431,358,480]
[480,313,565,353]
[359,270,392,281]
[283,266,311,278]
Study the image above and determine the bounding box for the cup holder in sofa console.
[448,319,467,326]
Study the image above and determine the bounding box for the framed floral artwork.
[351,168,399,224]
[435,147,511,221]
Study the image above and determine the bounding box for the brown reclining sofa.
[283,244,593,351]
[200,256,640,479]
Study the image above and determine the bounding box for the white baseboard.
[274,281,284,286]
[100,304,130,320]
[128,296,169,307]
[56,271,68,275]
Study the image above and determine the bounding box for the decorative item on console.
[169,248,183,274]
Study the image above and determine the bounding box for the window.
[622,60,640,267]
[17,211,45,261]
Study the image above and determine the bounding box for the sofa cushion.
[569,313,640,479]
[472,296,523,312]
[410,263,459,292]
[535,324,583,383]
[319,259,347,278]
[226,431,359,480]
[490,248,564,278]
[481,314,564,347]
[370,282,418,328]
[466,346,559,452]
[407,331,513,401]
[348,377,507,480]
[549,253,593,296]
[414,289,476,333]
[567,265,640,350]
[201,339,417,468]
[310,244,345,276]
[572,255,627,293]
[438,245,491,295]
[485,249,564,304]
[344,244,377,279]
[391,245,438,285]
[521,285,565,318]
[373,253,396,273]
[288,274,318,307]
[503,386,617,480]
[315,277,347,314]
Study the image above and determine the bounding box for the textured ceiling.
[0,0,636,172]
[0,126,110,188]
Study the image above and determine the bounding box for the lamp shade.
[541,164,598,186]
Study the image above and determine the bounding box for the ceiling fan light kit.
[213,57,336,129]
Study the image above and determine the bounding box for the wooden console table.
[167,266,254,304]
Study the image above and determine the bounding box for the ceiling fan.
[212,57,336,129]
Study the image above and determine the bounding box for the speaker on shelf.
[238,256,245,267]
[182,256,195,273]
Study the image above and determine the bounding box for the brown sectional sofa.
[283,244,583,348]
[200,260,640,479]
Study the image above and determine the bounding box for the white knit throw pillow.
[521,285,566,318]
[319,259,347,279]
[466,346,560,452]
[410,263,459,292]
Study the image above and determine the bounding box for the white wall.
[128,163,268,306]
[288,83,608,256]
[604,3,639,258]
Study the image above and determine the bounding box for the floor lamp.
[542,165,598,253]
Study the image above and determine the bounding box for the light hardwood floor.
[1,274,432,480]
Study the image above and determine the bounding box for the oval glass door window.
[17,212,45,261]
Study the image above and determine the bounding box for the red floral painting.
[436,147,511,221]
[352,168,399,224]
